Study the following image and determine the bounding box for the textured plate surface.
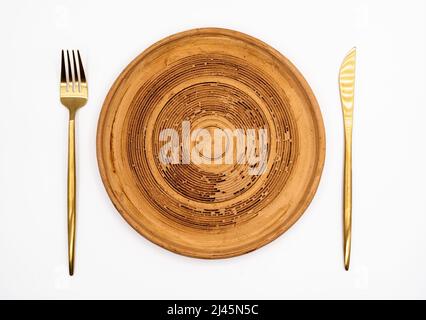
[97,28,325,258]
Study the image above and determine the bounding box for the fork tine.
[61,50,66,83]
[77,50,86,83]
[66,50,73,89]
[72,50,79,90]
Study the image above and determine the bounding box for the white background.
[0,0,425,299]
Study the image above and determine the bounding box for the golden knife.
[339,47,356,271]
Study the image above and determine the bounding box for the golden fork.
[60,50,88,275]
[339,47,356,271]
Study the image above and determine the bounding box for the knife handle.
[343,122,352,271]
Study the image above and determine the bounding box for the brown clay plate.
[97,28,325,258]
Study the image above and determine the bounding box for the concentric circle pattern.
[97,28,325,258]
[127,54,297,230]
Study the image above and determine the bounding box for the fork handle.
[343,126,352,271]
[67,115,76,276]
